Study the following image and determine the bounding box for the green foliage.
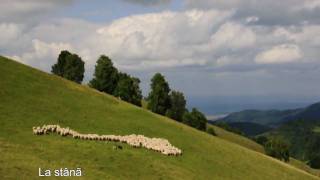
[114,73,142,106]
[51,50,85,83]
[147,73,171,115]
[166,91,186,122]
[266,118,320,166]
[213,122,244,136]
[89,55,119,94]
[309,154,320,169]
[254,136,269,146]
[226,122,272,136]
[264,138,290,162]
[207,127,217,136]
[182,108,207,131]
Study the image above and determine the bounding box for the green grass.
[208,125,320,178]
[207,124,265,153]
[0,56,319,179]
[289,158,320,177]
[313,126,320,133]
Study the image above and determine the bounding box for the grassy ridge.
[0,56,318,179]
[207,124,265,153]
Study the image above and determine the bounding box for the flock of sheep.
[32,125,182,156]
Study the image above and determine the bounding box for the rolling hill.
[218,109,303,128]
[0,56,318,179]
[218,102,320,128]
[227,122,272,136]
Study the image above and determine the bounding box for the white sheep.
[32,124,182,156]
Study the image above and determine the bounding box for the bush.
[182,108,207,131]
[308,154,320,169]
[207,127,217,136]
[255,136,268,146]
[264,138,290,162]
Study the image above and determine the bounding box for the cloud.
[121,0,171,6]
[2,1,320,99]
[0,0,73,22]
[3,8,319,73]
[209,22,256,50]
[90,9,234,69]
[255,44,303,64]
[294,0,320,11]
[184,0,320,25]
[0,23,22,47]
[13,39,73,71]
[246,16,259,23]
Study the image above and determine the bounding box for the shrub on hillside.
[308,154,320,169]
[182,108,207,131]
[264,138,290,162]
[254,136,268,146]
[207,127,217,136]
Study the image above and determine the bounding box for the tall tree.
[147,73,171,115]
[182,108,207,131]
[89,55,119,94]
[131,77,143,106]
[51,50,71,76]
[166,91,186,122]
[51,50,85,84]
[114,73,142,106]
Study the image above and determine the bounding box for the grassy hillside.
[209,124,320,178]
[290,158,320,177]
[0,56,318,179]
[314,126,320,133]
[207,124,264,153]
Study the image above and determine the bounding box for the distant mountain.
[217,102,320,138]
[228,122,272,136]
[217,108,305,128]
[283,102,320,123]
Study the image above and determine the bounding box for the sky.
[1,0,320,114]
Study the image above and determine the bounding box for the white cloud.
[184,0,320,25]
[0,23,22,47]
[209,22,256,50]
[14,39,73,71]
[89,9,234,69]
[246,16,259,23]
[255,44,303,64]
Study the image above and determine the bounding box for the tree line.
[51,50,209,133]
